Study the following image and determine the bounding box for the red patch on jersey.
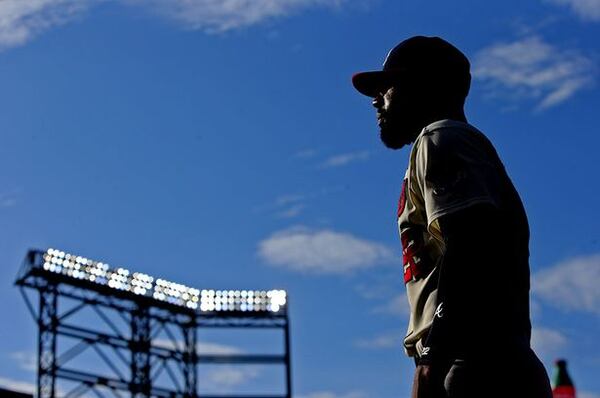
[397,179,407,218]
[401,229,432,284]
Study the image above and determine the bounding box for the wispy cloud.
[0,377,36,395]
[257,186,347,220]
[0,0,353,50]
[354,330,404,349]
[320,151,370,168]
[253,193,307,219]
[373,293,410,317]
[297,392,368,398]
[0,0,91,51]
[274,194,306,218]
[473,36,596,110]
[546,0,600,21]
[531,327,568,361]
[10,351,37,372]
[126,0,349,32]
[532,253,600,315]
[258,226,395,274]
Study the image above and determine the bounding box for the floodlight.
[39,248,286,314]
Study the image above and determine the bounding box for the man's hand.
[411,364,447,398]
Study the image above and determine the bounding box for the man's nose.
[372,94,383,109]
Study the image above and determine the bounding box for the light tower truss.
[15,249,291,398]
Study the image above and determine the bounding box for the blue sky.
[0,0,599,397]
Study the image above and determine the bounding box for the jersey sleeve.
[413,128,502,233]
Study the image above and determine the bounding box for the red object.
[552,386,575,398]
[552,359,576,398]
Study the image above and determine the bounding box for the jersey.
[397,119,532,359]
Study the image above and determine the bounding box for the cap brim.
[352,70,398,97]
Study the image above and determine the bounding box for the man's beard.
[379,123,414,149]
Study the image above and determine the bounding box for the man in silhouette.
[352,36,552,398]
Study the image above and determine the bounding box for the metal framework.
[15,249,292,398]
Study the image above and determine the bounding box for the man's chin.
[379,128,410,150]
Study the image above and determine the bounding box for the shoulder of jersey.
[416,120,482,147]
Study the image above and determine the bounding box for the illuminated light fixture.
[40,248,287,313]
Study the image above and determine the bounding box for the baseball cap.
[352,36,471,98]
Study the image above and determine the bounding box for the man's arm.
[411,204,502,398]
[410,128,507,397]
[418,202,501,365]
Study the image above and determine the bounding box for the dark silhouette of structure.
[15,248,291,398]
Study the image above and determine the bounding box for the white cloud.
[321,151,370,168]
[373,293,410,316]
[0,377,36,395]
[354,330,404,349]
[0,0,92,51]
[531,327,568,359]
[473,36,596,110]
[297,391,368,398]
[0,0,353,50]
[124,0,348,32]
[532,254,600,315]
[10,351,37,372]
[547,0,600,21]
[258,226,395,274]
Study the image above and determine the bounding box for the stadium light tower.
[15,248,292,398]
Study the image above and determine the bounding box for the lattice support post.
[284,315,292,398]
[37,283,58,398]
[130,307,151,398]
[182,317,198,398]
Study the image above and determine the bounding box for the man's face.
[372,84,424,150]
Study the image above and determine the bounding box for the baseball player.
[352,36,553,398]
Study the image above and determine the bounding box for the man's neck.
[425,109,467,125]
